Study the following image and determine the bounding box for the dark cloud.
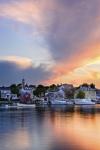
[0,0,100,63]
[39,0,100,61]
[0,60,51,85]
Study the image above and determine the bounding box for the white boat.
[74,99,96,105]
[49,99,73,105]
[66,101,74,105]
[5,105,18,109]
[0,105,17,109]
[17,103,35,108]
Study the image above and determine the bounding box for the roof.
[76,86,96,91]
[0,87,10,91]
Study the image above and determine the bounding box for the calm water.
[0,105,100,150]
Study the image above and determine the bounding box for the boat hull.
[50,99,73,105]
[74,99,95,105]
[17,103,35,108]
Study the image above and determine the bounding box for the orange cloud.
[0,56,32,69]
[45,43,100,87]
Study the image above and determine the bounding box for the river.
[0,105,100,150]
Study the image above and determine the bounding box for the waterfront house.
[59,84,74,99]
[0,87,19,100]
[0,87,11,100]
[11,94,19,100]
[74,85,96,100]
[96,89,100,100]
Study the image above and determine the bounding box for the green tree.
[76,90,85,99]
[10,84,19,96]
[33,85,46,97]
[0,91,1,99]
[81,83,89,87]
[90,83,95,89]
[49,84,57,91]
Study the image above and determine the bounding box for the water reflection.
[0,105,100,150]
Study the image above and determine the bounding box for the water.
[0,105,100,150]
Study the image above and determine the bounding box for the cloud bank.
[0,0,100,86]
[0,57,51,85]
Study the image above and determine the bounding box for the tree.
[0,91,1,99]
[90,83,95,89]
[81,83,89,87]
[33,85,46,97]
[49,84,57,91]
[76,90,85,99]
[10,84,19,96]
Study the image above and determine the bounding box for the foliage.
[90,83,95,89]
[17,83,22,88]
[10,84,19,96]
[33,85,46,97]
[49,84,57,91]
[76,90,85,99]
[65,89,74,99]
[81,83,89,87]
[81,83,95,89]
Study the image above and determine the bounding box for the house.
[74,85,96,100]
[0,87,11,100]
[61,84,74,90]
[11,94,19,100]
[45,84,73,100]
[96,89,100,100]
[58,84,74,99]
[0,87,19,100]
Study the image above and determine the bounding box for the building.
[96,89,100,100]
[58,84,74,99]
[0,87,18,100]
[11,94,19,100]
[20,79,35,103]
[61,84,74,90]
[74,85,96,100]
[0,87,11,100]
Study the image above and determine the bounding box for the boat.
[66,101,74,105]
[17,103,35,108]
[74,99,96,105]
[49,99,74,105]
[5,105,18,109]
[0,104,19,109]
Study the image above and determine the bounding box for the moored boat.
[17,103,35,108]
[49,99,74,105]
[74,99,96,105]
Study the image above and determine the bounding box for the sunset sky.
[0,0,100,87]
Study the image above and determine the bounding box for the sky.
[0,0,100,87]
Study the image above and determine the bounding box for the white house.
[74,85,96,100]
[0,87,18,100]
[0,87,11,100]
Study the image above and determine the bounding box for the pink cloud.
[0,0,100,86]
